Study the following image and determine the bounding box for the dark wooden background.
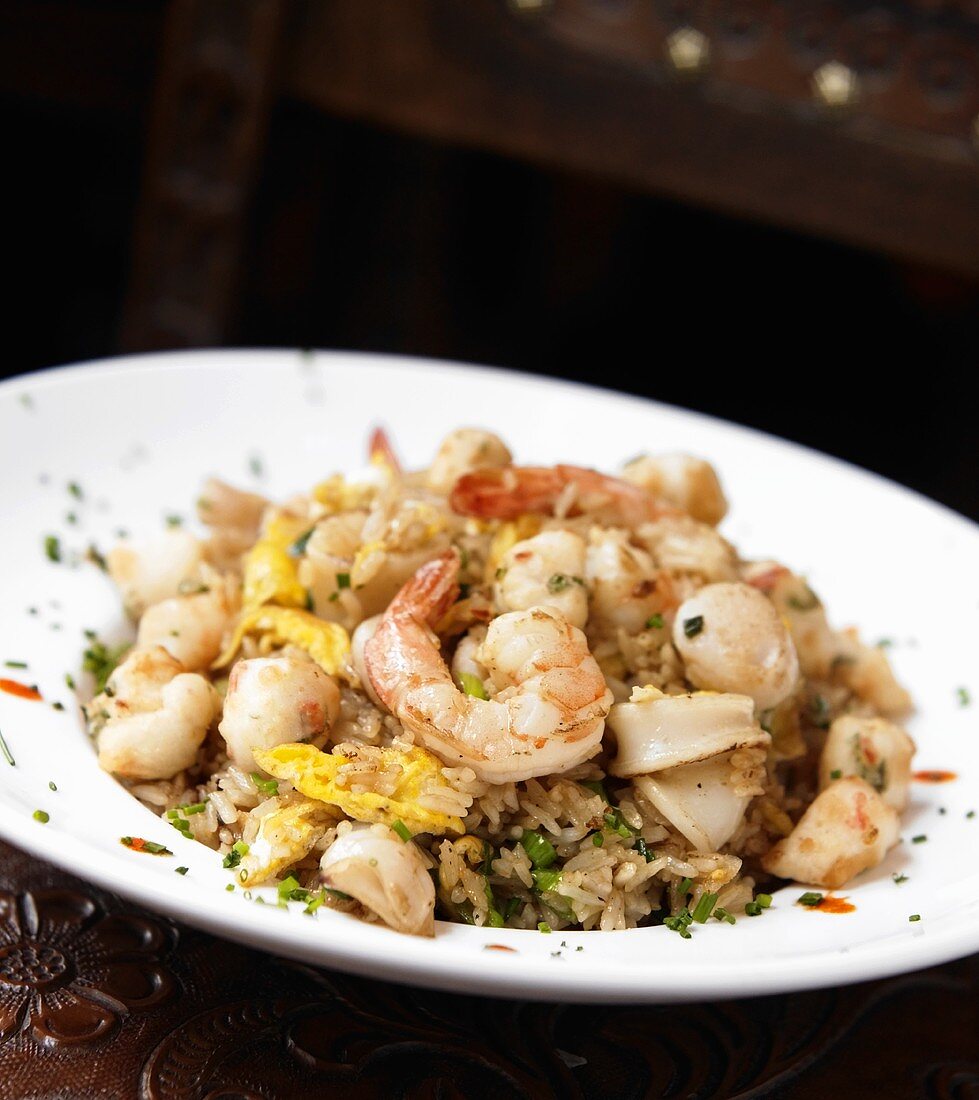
[0,2,977,1095]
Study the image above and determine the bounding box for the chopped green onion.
[744,900,764,916]
[121,837,172,855]
[486,908,505,928]
[458,672,488,700]
[67,481,83,500]
[537,922,552,934]
[175,866,189,876]
[592,832,604,847]
[676,877,693,897]
[248,454,264,478]
[645,613,664,630]
[64,673,76,691]
[691,892,718,923]
[289,527,316,557]
[755,893,772,909]
[250,772,279,797]
[547,574,572,593]
[533,868,563,894]
[909,913,921,922]
[634,837,654,862]
[603,809,636,839]
[581,779,609,802]
[304,894,325,915]
[713,906,736,925]
[892,873,909,885]
[164,514,183,528]
[392,819,412,842]
[33,809,49,824]
[503,897,522,921]
[956,687,970,707]
[797,891,824,907]
[336,572,351,590]
[0,730,14,766]
[663,909,693,939]
[829,769,843,780]
[911,834,927,844]
[222,841,250,869]
[520,830,557,869]
[48,781,57,791]
[277,875,312,903]
[44,535,61,563]
[181,800,208,816]
[682,615,704,638]
[225,884,235,892]
[4,660,27,670]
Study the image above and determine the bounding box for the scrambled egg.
[242,512,310,610]
[253,743,465,837]
[214,607,350,677]
[238,799,334,885]
[312,474,375,514]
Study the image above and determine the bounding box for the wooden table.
[1,836,975,1098]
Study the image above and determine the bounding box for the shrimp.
[494,530,588,628]
[107,529,204,617]
[363,550,613,783]
[136,578,239,672]
[93,646,220,780]
[621,453,728,526]
[219,654,341,769]
[584,528,665,636]
[450,465,674,528]
[426,428,512,494]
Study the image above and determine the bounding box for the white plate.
[0,349,976,1004]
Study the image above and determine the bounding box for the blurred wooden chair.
[119,0,979,350]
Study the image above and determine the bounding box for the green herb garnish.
[797,891,824,907]
[4,661,27,670]
[175,866,189,875]
[33,809,49,824]
[537,922,552,934]
[682,615,704,638]
[892,873,909,885]
[48,781,57,791]
[520,830,557,869]
[663,909,693,939]
[829,769,842,780]
[645,613,664,630]
[82,638,131,694]
[67,481,83,500]
[336,572,351,590]
[533,868,563,895]
[458,672,488,700]
[713,906,736,925]
[392,820,412,842]
[0,730,14,766]
[909,914,921,922]
[691,892,719,923]
[289,527,315,557]
[44,535,61,563]
[250,772,279,797]
[911,834,927,844]
[957,687,971,707]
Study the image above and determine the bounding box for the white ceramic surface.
[0,349,976,1004]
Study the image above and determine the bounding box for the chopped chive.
[676,877,693,897]
[248,453,264,478]
[797,891,824,907]
[755,893,772,909]
[486,908,505,928]
[33,809,49,824]
[581,779,609,802]
[663,909,694,939]
[744,900,764,916]
[537,922,552,934]
[121,837,172,855]
[48,781,57,791]
[909,914,921,922]
[547,573,572,594]
[64,673,76,690]
[503,897,522,921]
[289,527,315,557]
[911,834,927,844]
[4,660,27,670]
[67,481,83,500]
[225,884,235,892]
[634,837,654,862]
[682,615,704,638]
[458,672,488,700]
[592,832,604,847]
[250,772,279,797]
[44,535,61,563]
[336,572,351,590]
[956,687,970,707]
[222,841,249,869]
[164,513,183,528]
[520,830,557,869]
[304,894,325,915]
[175,866,189,875]
[0,730,14,766]
[829,769,843,780]
[892,873,909,885]
[603,808,636,839]
[968,810,976,820]
[691,892,719,923]
[392,819,412,842]
[713,906,736,925]
[645,613,664,630]
[533,868,563,894]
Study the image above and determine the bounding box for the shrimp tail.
[450,466,565,519]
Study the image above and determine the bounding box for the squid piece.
[634,752,749,853]
[762,776,900,889]
[319,823,436,936]
[608,686,769,777]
